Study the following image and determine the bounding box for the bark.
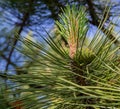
[4,0,34,89]
[5,0,34,71]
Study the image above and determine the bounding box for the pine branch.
[86,0,120,46]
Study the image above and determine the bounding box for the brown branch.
[5,13,29,71]
[4,0,35,89]
[5,0,34,72]
[1,54,16,67]
[86,0,99,25]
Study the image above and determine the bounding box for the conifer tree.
[0,5,120,109]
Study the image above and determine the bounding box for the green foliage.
[56,5,88,42]
[0,89,10,109]
[1,5,120,109]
